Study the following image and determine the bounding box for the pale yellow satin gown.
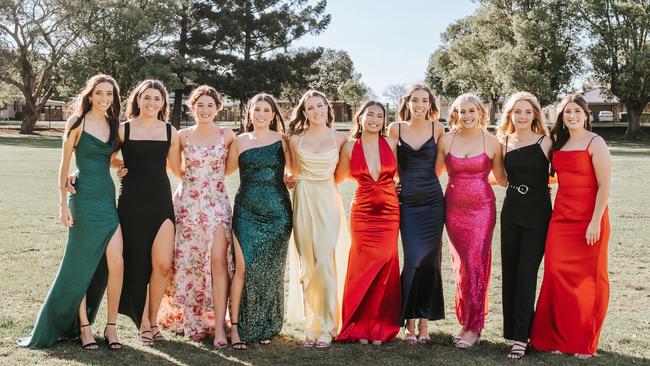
[287,129,350,342]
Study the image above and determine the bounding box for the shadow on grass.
[39,330,649,365]
[0,135,61,149]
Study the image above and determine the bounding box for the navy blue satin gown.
[397,123,445,323]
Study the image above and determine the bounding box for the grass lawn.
[0,133,648,365]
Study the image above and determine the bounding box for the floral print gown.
[159,128,233,339]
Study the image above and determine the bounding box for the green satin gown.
[18,129,119,348]
[232,141,292,343]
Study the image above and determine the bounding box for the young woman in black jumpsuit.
[497,92,552,360]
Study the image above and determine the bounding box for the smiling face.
[457,101,480,129]
[511,100,534,132]
[89,82,115,113]
[303,96,328,126]
[138,88,164,119]
[250,100,275,130]
[360,104,385,135]
[408,89,430,120]
[562,101,587,131]
[192,95,218,124]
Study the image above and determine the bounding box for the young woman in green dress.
[18,74,125,350]
[225,93,293,349]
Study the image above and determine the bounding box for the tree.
[382,83,407,118]
[0,0,87,133]
[310,48,355,100]
[190,0,330,128]
[338,73,368,119]
[578,0,650,139]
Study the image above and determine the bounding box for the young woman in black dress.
[496,92,552,360]
[116,80,182,345]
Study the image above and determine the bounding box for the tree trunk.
[171,89,184,129]
[19,114,38,134]
[624,103,645,139]
[238,99,244,134]
[489,97,498,125]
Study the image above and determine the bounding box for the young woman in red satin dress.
[436,94,507,349]
[334,101,401,345]
[530,94,612,360]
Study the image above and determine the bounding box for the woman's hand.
[66,172,78,194]
[117,166,128,179]
[585,220,601,245]
[284,173,297,190]
[60,205,73,227]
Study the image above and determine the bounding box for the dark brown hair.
[126,79,169,122]
[243,93,285,133]
[68,74,121,147]
[350,101,386,139]
[288,90,335,135]
[186,85,223,113]
[398,84,440,122]
[550,93,592,160]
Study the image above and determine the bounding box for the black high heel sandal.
[230,323,247,350]
[103,323,123,350]
[79,323,98,350]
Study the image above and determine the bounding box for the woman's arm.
[586,136,612,245]
[59,116,81,227]
[225,136,240,176]
[435,133,449,177]
[490,138,507,187]
[167,126,183,179]
[334,141,353,184]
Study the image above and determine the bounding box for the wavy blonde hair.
[448,93,488,131]
[288,90,335,135]
[497,91,548,139]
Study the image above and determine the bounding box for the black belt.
[507,183,549,195]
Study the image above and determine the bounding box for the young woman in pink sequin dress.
[159,86,236,347]
[436,94,506,349]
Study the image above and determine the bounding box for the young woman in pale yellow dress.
[286,90,349,348]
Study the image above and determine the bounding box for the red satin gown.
[338,137,401,342]
[530,138,610,355]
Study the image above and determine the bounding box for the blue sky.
[293,0,479,102]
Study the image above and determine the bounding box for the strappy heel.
[150,325,165,342]
[139,329,154,347]
[506,341,527,360]
[79,323,98,350]
[103,323,122,350]
[230,323,247,350]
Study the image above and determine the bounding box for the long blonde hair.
[448,93,488,130]
[497,91,547,139]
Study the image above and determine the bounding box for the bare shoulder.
[587,133,608,151]
[334,129,348,145]
[438,131,453,146]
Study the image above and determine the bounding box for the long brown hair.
[398,84,440,122]
[243,93,286,133]
[288,90,335,135]
[549,93,592,170]
[497,91,548,139]
[126,79,169,122]
[448,93,489,131]
[350,101,386,139]
[68,74,121,147]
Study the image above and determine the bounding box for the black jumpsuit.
[500,135,551,342]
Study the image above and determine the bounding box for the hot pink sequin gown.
[444,132,496,334]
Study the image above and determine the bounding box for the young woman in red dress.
[530,94,612,359]
[334,101,401,345]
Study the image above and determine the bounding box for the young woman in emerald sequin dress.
[225,93,293,349]
[18,74,125,350]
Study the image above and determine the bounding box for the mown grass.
[0,134,648,365]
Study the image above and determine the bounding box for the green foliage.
[338,74,368,106]
[310,48,355,100]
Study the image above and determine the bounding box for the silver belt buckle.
[517,184,529,194]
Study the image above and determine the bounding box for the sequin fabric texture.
[444,150,496,334]
[232,141,292,343]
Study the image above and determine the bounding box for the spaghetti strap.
[505,135,509,154]
[298,132,305,150]
[124,122,130,141]
[330,128,337,149]
[536,135,545,144]
[166,123,172,144]
[449,131,457,153]
[398,123,401,138]
[219,127,224,145]
[585,135,598,150]
[74,117,86,149]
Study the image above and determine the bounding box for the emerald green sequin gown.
[18,130,119,348]
[232,141,292,343]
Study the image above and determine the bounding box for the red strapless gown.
[530,148,610,355]
[338,137,401,342]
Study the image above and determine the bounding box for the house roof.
[583,87,619,104]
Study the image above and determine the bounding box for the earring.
[562,123,566,130]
